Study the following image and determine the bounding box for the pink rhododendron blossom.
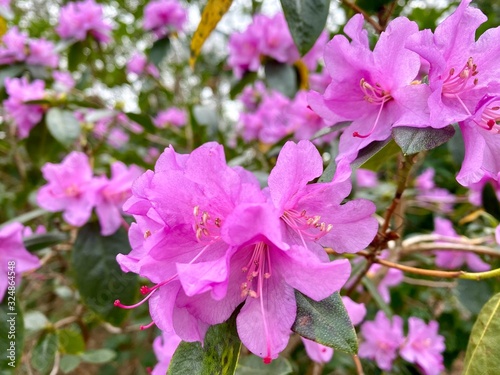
[53,71,76,92]
[56,0,112,43]
[467,175,500,207]
[143,0,187,38]
[309,70,332,94]
[288,91,331,142]
[3,77,46,139]
[400,318,445,375]
[433,217,490,271]
[302,296,366,363]
[151,331,181,375]
[26,39,59,68]
[227,25,263,79]
[126,52,160,78]
[95,162,143,236]
[258,13,298,64]
[0,222,41,301]
[359,311,405,371]
[153,108,187,128]
[0,27,28,65]
[356,169,378,188]
[309,14,429,179]
[37,152,100,227]
[239,82,267,112]
[415,168,456,213]
[267,140,378,256]
[23,225,47,237]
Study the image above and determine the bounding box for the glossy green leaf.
[292,291,358,354]
[392,125,455,155]
[46,108,81,147]
[264,60,298,98]
[235,355,292,375]
[482,183,500,221]
[58,328,85,355]
[280,0,330,55]
[0,297,24,371]
[23,232,68,252]
[168,309,241,375]
[463,293,500,374]
[59,355,81,374]
[31,332,59,374]
[353,139,401,171]
[80,349,116,364]
[72,223,138,326]
[149,36,171,67]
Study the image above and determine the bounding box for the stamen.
[140,321,155,330]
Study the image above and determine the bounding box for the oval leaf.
[292,291,358,354]
[0,297,24,371]
[280,0,330,55]
[46,108,81,147]
[23,232,68,252]
[463,292,500,374]
[264,60,298,98]
[31,332,59,374]
[72,223,138,326]
[168,309,241,375]
[392,125,455,155]
[149,36,171,67]
[190,0,233,68]
[80,349,116,364]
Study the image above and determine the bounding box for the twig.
[340,0,384,33]
[402,277,456,288]
[352,354,365,375]
[402,234,490,247]
[402,243,500,258]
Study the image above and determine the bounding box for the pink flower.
[415,168,456,213]
[37,152,100,227]
[126,52,160,78]
[56,0,113,43]
[239,82,267,112]
[467,175,500,206]
[0,222,41,301]
[433,217,490,271]
[288,91,330,142]
[151,331,182,375]
[228,25,263,79]
[0,27,28,65]
[356,169,378,188]
[27,38,59,68]
[309,15,429,178]
[53,71,76,92]
[400,318,445,375]
[95,162,143,236]
[359,311,405,371]
[153,108,187,128]
[259,13,298,64]
[3,77,45,139]
[302,296,366,363]
[143,0,187,38]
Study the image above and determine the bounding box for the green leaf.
[58,328,85,355]
[72,223,138,326]
[0,64,25,89]
[31,332,59,374]
[264,60,298,98]
[482,183,500,221]
[0,209,48,229]
[67,41,85,72]
[24,311,49,333]
[26,120,66,165]
[168,309,241,375]
[149,36,171,67]
[124,112,156,133]
[463,292,500,374]
[80,349,116,364]
[45,108,81,147]
[235,355,293,375]
[292,291,358,354]
[60,355,81,374]
[280,0,330,55]
[392,125,455,155]
[0,297,24,371]
[353,139,401,171]
[23,232,68,252]
[456,279,493,315]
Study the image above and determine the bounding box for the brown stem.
[353,355,365,375]
[402,243,500,258]
[341,0,384,33]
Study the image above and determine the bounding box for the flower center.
[474,99,500,133]
[193,205,222,241]
[64,184,80,197]
[240,242,271,299]
[281,209,333,245]
[442,57,478,98]
[353,78,392,138]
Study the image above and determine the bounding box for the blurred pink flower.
[356,169,378,189]
[151,331,182,375]
[27,39,59,68]
[153,108,187,128]
[53,71,76,92]
[0,27,28,65]
[126,52,160,78]
[56,0,112,43]
[400,318,445,375]
[3,77,45,139]
[415,168,456,213]
[0,222,41,301]
[359,311,405,371]
[143,0,187,38]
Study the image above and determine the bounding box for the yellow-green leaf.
[190,0,233,68]
[463,292,500,374]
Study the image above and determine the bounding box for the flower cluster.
[0,222,41,301]
[3,77,46,139]
[143,0,187,38]
[153,108,187,128]
[0,27,59,68]
[115,140,378,362]
[359,312,445,375]
[228,13,327,78]
[238,84,330,144]
[36,152,143,236]
[310,0,500,186]
[56,0,112,43]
